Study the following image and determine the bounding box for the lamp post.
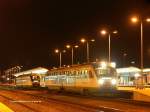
[55,49,66,67]
[123,52,127,67]
[80,38,95,63]
[131,16,150,86]
[66,44,79,65]
[100,30,117,63]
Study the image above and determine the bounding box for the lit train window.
[82,70,84,74]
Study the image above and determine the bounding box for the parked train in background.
[15,73,40,87]
[44,62,118,93]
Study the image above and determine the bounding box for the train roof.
[50,62,117,71]
[50,63,93,71]
[13,67,48,77]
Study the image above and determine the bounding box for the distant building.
[3,66,23,83]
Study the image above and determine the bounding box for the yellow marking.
[118,87,150,96]
[0,102,14,112]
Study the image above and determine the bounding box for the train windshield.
[92,62,117,78]
[95,67,117,78]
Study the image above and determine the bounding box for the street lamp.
[131,16,150,86]
[55,49,66,67]
[100,29,117,63]
[66,44,79,65]
[80,38,95,63]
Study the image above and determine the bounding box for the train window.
[85,70,88,74]
[82,70,85,74]
[66,71,68,75]
[80,70,83,75]
[84,70,86,74]
[80,70,87,79]
[130,77,135,81]
[65,71,67,75]
[73,71,76,75]
[68,71,70,76]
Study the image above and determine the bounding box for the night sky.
[0,0,150,69]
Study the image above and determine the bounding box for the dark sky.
[0,0,150,69]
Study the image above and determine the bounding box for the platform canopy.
[117,67,141,73]
[13,67,48,77]
[143,68,150,73]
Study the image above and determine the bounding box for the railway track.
[12,89,150,111]
[50,90,150,107]
[0,89,124,112]
[1,87,150,112]
[0,94,40,112]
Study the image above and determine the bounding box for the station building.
[117,67,150,86]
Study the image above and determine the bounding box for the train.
[44,62,118,93]
[15,73,40,87]
[15,62,118,93]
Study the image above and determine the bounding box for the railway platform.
[118,86,150,102]
[0,102,14,112]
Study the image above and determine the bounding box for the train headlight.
[98,79,104,85]
[111,79,117,85]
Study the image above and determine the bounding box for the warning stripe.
[0,102,14,112]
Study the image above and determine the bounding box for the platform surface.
[0,102,14,112]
